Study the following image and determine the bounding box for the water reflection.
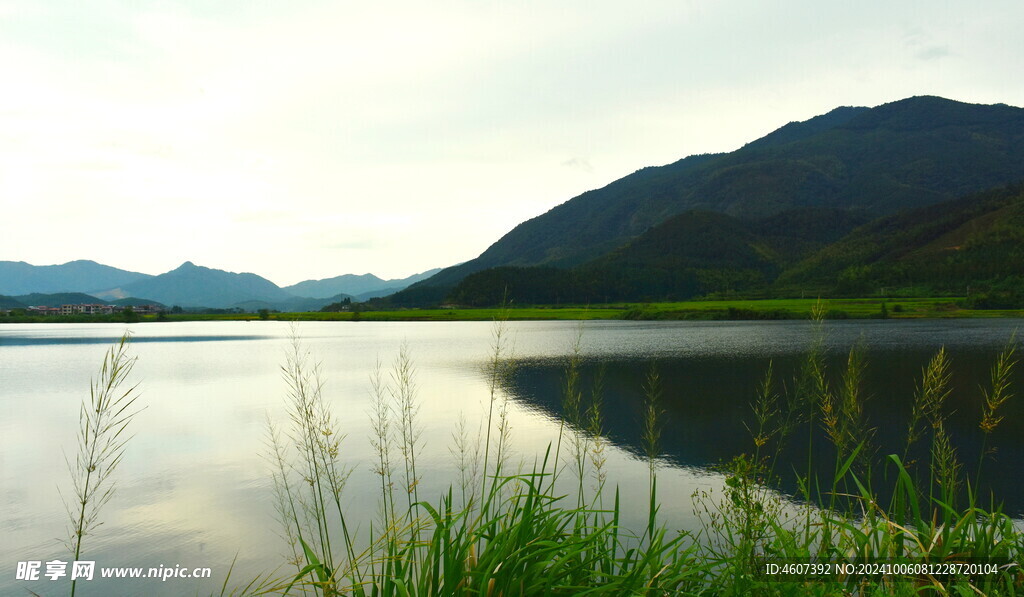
[504,346,1024,517]
[0,334,274,346]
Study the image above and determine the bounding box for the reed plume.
[62,333,142,597]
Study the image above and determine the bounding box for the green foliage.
[781,183,1024,296]
[448,207,870,306]
[12,292,106,307]
[449,266,582,306]
[965,275,1024,309]
[319,297,353,312]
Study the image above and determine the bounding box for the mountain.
[111,297,167,308]
[283,268,442,299]
[0,260,151,295]
[234,293,354,313]
[10,292,106,307]
[448,207,870,305]
[447,182,1024,306]
[0,258,428,311]
[116,261,294,308]
[0,295,26,309]
[397,96,1024,302]
[776,183,1024,299]
[351,286,410,302]
[285,273,387,298]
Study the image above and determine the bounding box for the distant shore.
[4,297,1024,323]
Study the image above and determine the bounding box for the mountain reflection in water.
[504,348,1024,517]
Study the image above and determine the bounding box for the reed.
[276,329,356,595]
[977,335,1017,488]
[61,333,141,597]
[585,363,608,505]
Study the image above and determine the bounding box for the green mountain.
[398,96,1024,303]
[449,208,869,305]
[111,297,166,308]
[448,183,1024,306]
[0,295,26,309]
[12,292,105,307]
[777,183,1024,301]
[0,260,151,295]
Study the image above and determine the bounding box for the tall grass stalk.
[977,335,1016,489]
[265,415,304,573]
[368,358,397,549]
[904,347,952,461]
[586,364,608,506]
[62,333,141,597]
[479,312,514,519]
[391,342,423,579]
[450,412,482,512]
[641,362,663,545]
[747,359,777,465]
[280,329,356,595]
[556,323,588,506]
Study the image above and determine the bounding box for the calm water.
[2,319,1022,595]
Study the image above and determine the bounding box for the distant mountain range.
[0,260,440,310]
[283,269,442,301]
[94,261,297,308]
[0,260,151,296]
[390,95,1024,305]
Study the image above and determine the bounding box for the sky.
[1,1,1023,286]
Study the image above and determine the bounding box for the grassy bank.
[263,296,1018,321]
[8,297,1024,324]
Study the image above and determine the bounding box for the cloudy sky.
[1,1,1022,286]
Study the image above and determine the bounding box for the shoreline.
[3,297,1023,323]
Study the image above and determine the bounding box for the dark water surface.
[2,319,1021,595]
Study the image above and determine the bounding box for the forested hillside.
[396,96,1024,303]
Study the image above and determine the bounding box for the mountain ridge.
[0,260,442,310]
[445,182,1024,306]
[283,268,442,299]
[394,95,1024,303]
[0,260,152,296]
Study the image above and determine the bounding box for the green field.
[164,297,1024,322]
[5,297,1024,323]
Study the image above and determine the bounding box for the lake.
[2,319,1022,595]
